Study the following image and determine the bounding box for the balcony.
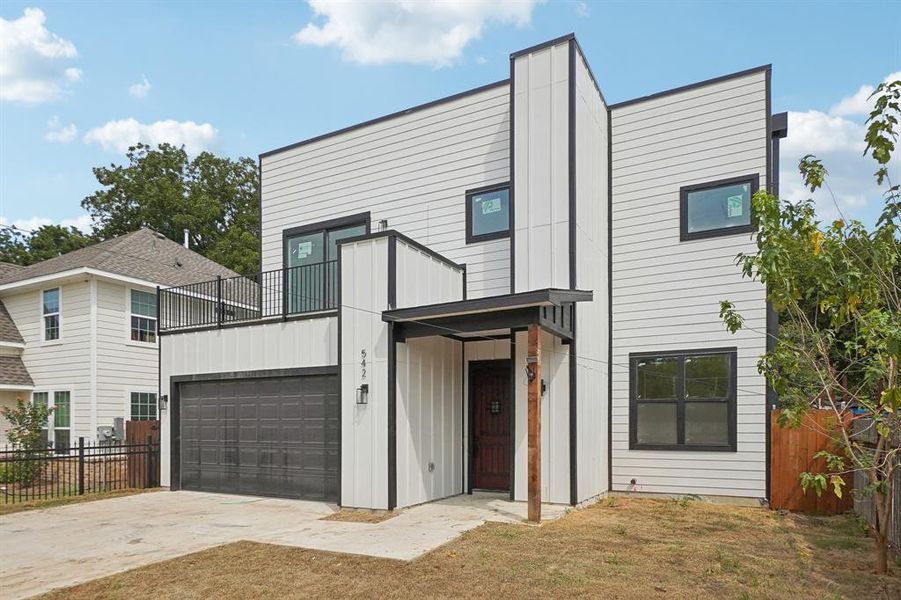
[159,261,338,333]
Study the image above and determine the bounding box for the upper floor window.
[680,175,757,241]
[466,184,510,244]
[130,290,157,343]
[42,288,60,341]
[629,348,737,451]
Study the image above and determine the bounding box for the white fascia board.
[0,341,26,350]
[0,384,34,391]
[0,267,161,294]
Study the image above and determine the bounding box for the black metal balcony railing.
[159,261,338,332]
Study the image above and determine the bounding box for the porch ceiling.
[384,288,592,342]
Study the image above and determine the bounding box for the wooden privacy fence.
[126,420,160,488]
[770,409,853,514]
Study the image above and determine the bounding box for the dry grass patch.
[0,488,161,516]
[321,508,399,524]
[40,497,899,599]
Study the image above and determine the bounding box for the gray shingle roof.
[0,356,33,387]
[0,229,239,288]
[0,262,24,280]
[0,300,24,344]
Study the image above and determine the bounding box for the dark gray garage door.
[178,374,339,501]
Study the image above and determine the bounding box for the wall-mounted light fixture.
[378,219,389,232]
[356,383,369,405]
[159,394,169,410]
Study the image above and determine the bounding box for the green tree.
[0,225,94,266]
[720,79,900,573]
[82,143,260,274]
[0,398,52,484]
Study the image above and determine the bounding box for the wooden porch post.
[527,324,542,522]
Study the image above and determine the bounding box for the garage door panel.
[179,374,339,501]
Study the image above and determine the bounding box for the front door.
[470,360,511,491]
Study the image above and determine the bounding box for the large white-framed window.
[42,288,61,341]
[130,289,157,343]
[33,390,71,451]
[130,392,158,421]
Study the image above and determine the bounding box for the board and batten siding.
[610,68,769,498]
[158,316,337,487]
[394,239,464,309]
[512,40,571,292]
[261,83,511,299]
[573,45,610,503]
[4,282,93,440]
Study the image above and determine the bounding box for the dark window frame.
[679,174,758,241]
[629,347,738,452]
[465,182,511,244]
[282,211,372,267]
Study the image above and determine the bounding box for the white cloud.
[0,8,82,103]
[829,71,901,117]
[293,0,540,68]
[44,116,78,143]
[779,70,900,223]
[83,118,218,154]
[0,214,93,234]
[128,75,151,98]
[575,2,590,17]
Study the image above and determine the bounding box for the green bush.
[0,458,47,485]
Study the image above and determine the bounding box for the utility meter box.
[97,425,115,442]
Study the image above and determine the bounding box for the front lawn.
[0,488,160,516]
[40,497,898,599]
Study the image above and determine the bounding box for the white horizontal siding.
[261,84,512,299]
[610,69,769,499]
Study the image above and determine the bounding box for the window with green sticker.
[466,184,510,244]
[680,175,757,240]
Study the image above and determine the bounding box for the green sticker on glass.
[480,197,502,215]
[726,195,743,218]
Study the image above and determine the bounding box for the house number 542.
[360,349,367,380]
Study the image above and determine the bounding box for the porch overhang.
[383,288,592,342]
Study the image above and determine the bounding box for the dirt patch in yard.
[0,488,161,516]
[39,497,899,599]
[321,508,399,524]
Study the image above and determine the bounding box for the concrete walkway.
[0,491,568,599]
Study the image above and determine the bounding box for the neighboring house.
[158,34,788,509]
[0,229,237,449]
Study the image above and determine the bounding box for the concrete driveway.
[0,490,567,599]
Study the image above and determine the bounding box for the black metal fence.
[159,261,338,332]
[0,436,160,505]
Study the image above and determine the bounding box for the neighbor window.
[130,392,157,421]
[34,391,71,451]
[466,184,510,243]
[130,290,157,343]
[629,349,736,451]
[42,288,60,341]
[680,175,757,240]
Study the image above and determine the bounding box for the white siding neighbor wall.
[340,237,390,509]
[5,281,92,440]
[513,329,570,504]
[512,40,571,292]
[261,83,511,299]
[573,46,610,503]
[610,69,769,498]
[158,317,337,487]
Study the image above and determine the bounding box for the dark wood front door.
[470,360,512,491]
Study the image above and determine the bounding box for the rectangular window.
[680,175,757,241]
[33,391,71,451]
[466,184,510,244]
[629,348,736,451]
[130,392,158,421]
[42,288,60,341]
[283,213,369,314]
[130,290,158,343]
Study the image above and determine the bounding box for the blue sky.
[1,1,899,233]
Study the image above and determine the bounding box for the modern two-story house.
[0,229,237,448]
[158,34,787,512]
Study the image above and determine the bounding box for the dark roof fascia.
[338,230,465,272]
[383,288,593,323]
[571,37,609,107]
[772,111,788,139]
[510,33,575,59]
[259,79,510,160]
[608,64,772,110]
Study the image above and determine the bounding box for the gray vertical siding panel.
[610,70,768,498]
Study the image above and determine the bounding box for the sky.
[1,0,899,234]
